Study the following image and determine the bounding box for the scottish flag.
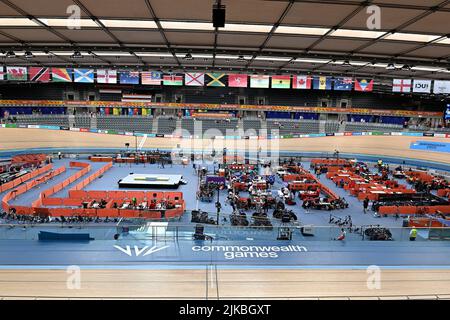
[120,71,140,84]
[74,69,94,83]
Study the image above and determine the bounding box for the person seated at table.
[100,199,107,208]
[149,199,157,209]
[112,202,118,209]
[166,201,175,209]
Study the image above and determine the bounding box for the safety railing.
[0,221,448,242]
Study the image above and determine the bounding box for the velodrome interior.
[0,0,450,301]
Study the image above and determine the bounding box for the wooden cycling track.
[0,128,449,164]
[0,128,449,300]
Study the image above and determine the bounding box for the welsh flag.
[7,66,27,81]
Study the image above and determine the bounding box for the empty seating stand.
[157,117,177,134]
[325,121,340,133]
[14,114,70,127]
[345,122,402,133]
[243,119,262,135]
[266,119,320,135]
[74,115,90,128]
[97,115,153,133]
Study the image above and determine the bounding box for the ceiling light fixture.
[402,64,411,71]
[71,51,83,59]
[24,51,33,59]
[237,55,246,62]
[386,63,396,70]
[183,53,193,60]
[6,51,15,58]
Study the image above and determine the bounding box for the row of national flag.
[393,79,450,94]
[3,66,448,94]
[0,66,376,92]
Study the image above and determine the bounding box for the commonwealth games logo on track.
[192,245,308,260]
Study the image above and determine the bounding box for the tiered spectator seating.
[96,115,153,133]
[157,117,177,134]
[345,122,403,133]
[181,118,195,135]
[200,118,238,135]
[243,119,262,134]
[74,115,90,128]
[14,114,69,127]
[325,121,340,133]
[266,119,320,135]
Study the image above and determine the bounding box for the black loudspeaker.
[212,5,225,28]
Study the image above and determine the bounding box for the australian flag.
[119,71,140,84]
[334,77,353,91]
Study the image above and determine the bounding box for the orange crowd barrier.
[378,205,450,215]
[311,159,351,166]
[437,189,450,198]
[0,163,53,193]
[90,156,113,162]
[2,165,65,212]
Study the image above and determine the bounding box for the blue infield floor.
[1,156,449,269]
[0,239,450,267]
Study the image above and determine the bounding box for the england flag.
[392,79,412,93]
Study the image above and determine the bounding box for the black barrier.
[156,133,164,138]
[423,132,435,137]
[326,133,335,136]
[60,126,70,130]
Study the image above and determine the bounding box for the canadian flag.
[292,75,312,89]
[392,79,412,93]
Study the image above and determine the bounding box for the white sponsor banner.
[391,132,402,136]
[434,133,446,138]
[27,125,40,129]
[413,79,432,93]
[433,80,450,94]
[334,132,344,136]
[124,132,134,136]
[70,127,81,132]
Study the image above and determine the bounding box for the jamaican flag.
[206,73,227,87]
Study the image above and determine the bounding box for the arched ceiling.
[0,0,449,80]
